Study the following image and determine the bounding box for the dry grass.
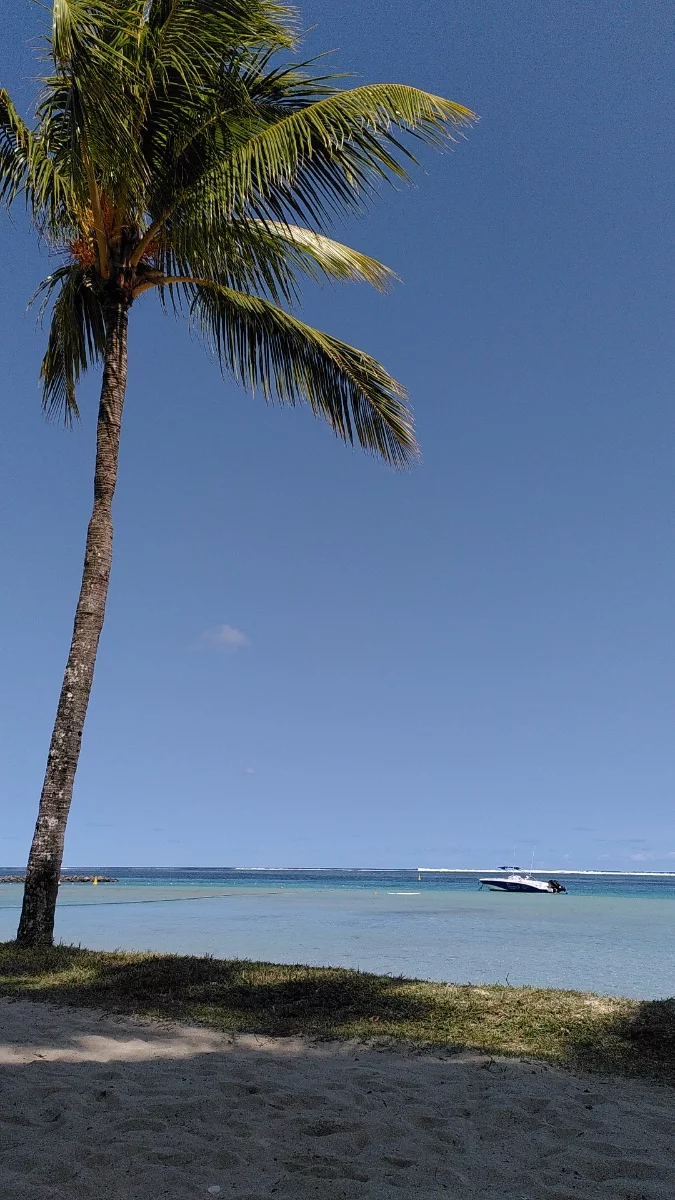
[1,942,673,1083]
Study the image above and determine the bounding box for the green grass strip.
[1,943,673,1084]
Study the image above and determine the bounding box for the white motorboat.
[479,868,566,894]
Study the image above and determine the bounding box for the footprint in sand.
[298,1119,345,1136]
[413,1113,448,1129]
[381,1154,415,1169]
[285,1153,370,1182]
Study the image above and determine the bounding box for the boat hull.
[480,879,552,893]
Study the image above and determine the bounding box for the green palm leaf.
[0,89,70,222]
[179,83,475,232]
[250,223,396,290]
[191,280,416,466]
[34,266,106,422]
[4,0,475,446]
[0,88,31,204]
[151,219,394,307]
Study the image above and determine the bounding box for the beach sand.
[0,998,673,1199]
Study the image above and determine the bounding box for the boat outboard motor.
[548,879,566,893]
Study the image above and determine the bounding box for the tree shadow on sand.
[0,943,435,1037]
[567,998,675,1084]
[2,1000,674,1200]
[1,943,674,1083]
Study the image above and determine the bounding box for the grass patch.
[1,942,673,1084]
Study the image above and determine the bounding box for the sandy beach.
[0,998,673,1199]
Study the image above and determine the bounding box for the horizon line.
[37,864,675,878]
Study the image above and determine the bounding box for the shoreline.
[3,886,674,1001]
[2,941,674,1085]
[3,944,674,1196]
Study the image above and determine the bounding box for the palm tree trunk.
[16,301,129,947]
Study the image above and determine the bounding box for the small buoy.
[93,876,98,886]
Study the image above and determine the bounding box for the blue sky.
[1,0,674,871]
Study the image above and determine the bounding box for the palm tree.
[1,0,475,947]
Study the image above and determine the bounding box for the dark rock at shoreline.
[0,875,117,884]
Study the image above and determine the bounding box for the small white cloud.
[243,767,256,776]
[202,624,250,652]
[629,852,654,862]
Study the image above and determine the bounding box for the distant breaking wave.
[233,866,675,877]
[417,868,675,876]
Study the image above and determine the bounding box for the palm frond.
[0,88,30,204]
[34,265,106,422]
[148,217,394,309]
[181,83,476,230]
[127,2,296,221]
[45,3,152,225]
[145,220,300,306]
[6,0,474,452]
[249,222,396,290]
[0,88,71,222]
[51,0,141,69]
[146,0,295,90]
[189,280,417,466]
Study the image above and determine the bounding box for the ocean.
[2,868,674,999]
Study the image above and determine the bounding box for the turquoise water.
[1,869,674,999]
